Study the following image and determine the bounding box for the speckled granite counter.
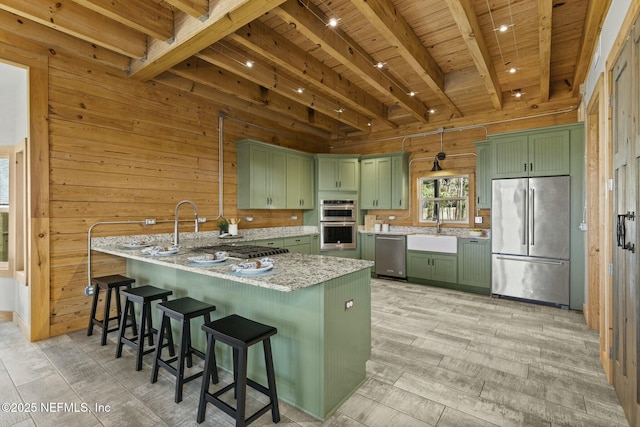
[91,229,371,420]
[358,225,491,239]
[92,242,373,292]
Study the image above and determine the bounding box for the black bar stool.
[197,314,280,427]
[151,297,217,403]
[116,285,175,371]
[87,274,137,346]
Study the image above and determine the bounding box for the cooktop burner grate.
[196,244,289,259]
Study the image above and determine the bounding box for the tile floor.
[0,279,629,427]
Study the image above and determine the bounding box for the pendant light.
[432,129,446,171]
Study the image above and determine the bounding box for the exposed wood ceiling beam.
[537,0,552,102]
[571,0,611,97]
[228,20,397,130]
[72,0,173,40]
[0,10,129,70]
[0,0,146,57]
[349,0,462,118]
[164,0,208,19]
[275,0,431,124]
[170,57,345,134]
[443,0,502,110]
[153,72,334,142]
[128,0,286,81]
[197,46,372,132]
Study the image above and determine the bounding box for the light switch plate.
[474,216,483,224]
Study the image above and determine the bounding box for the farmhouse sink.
[406,234,457,254]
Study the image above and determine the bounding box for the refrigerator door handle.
[530,188,535,246]
[495,256,564,265]
[522,189,527,245]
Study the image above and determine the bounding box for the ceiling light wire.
[506,0,528,102]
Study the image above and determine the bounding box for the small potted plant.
[217,218,229,235]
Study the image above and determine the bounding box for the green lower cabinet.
[407,251,457,283]
[284,235,311,254]
[253,238,285,248]
[359,233,376,273]
[457,238,491,291]
[310,234,320,254]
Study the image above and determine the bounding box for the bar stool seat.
[116,285,175,371]
[87,274,137,346]
[151,297,217,403]
[197,314,280,427]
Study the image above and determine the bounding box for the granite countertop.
[92,232,372,292]
[358,226,491,239]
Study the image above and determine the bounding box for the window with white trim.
[419,175,469,223]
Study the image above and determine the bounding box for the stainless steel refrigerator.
[491,176,570,307]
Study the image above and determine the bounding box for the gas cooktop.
[196,244,289,259]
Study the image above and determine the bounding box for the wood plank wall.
[2,20,578,338]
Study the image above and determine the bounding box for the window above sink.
[418,175,469,223]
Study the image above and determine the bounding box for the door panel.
[612,34,637,427]
[528,176,571,259]
[491,178,528,256]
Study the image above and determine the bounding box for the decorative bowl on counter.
[469,229,483,237]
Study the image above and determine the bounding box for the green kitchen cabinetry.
[284,235,312,254]
[391,153,410,209]
[360,156,391,209]
[457,238,491,290]
[287,153,315,209]
[491,128,570,179]
[237,140,314,210]
[359,233,376,272]
[407,251,457,283]
[310,234,320,254]
[237,141,287,209]
[316,155,359,192]
[360,152,409,210]
[474,141,491,209]
[253,238,285,248]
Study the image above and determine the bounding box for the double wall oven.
[319,199,357,250]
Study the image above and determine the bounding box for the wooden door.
[612,34,637,427]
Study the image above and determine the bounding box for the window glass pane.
[0,158,8,207]
[0,212,7,262]
[418,175,469,223]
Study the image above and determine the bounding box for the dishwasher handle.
[376,236,405,241]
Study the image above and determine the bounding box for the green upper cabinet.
[391,153,410,209]
[237,139,313,210]
[491,127,571,179]
[286,153,315,209]
[316,155,359,191]
[457,238,491,289]
[360,157,391,209]
[474,141,491,209]
[360,152,409,210]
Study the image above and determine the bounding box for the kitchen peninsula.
[91,230,373,420]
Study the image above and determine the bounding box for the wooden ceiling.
[0,0,609,142]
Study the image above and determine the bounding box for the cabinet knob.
[524,163,527,172]
[530,162,533,171]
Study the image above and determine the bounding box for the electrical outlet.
[474,216,483,224]
[291,215,298,220]
[198,217,207,223]
[345,299,354,310]
[388,215,396,220]
[84,285,95,297]
[144,218,157,225]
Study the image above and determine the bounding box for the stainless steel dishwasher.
[375,234,407,279]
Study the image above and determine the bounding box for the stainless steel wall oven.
[319,199,357,250]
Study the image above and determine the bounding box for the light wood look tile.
[0,279,627,426]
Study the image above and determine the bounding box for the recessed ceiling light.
[513,89,523,98]
[296,87,304,94]
[408,91,416,97]
[367,121,373,127]
[327,17,339,27]
[498,24,509,32]
[508,67,517,74]
[335,107,344,113]
[429,108,436,114]
[245,60,254,68]
[375,62,385,69]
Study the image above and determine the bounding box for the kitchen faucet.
[173,200,199,246]
[436,213,441,234]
